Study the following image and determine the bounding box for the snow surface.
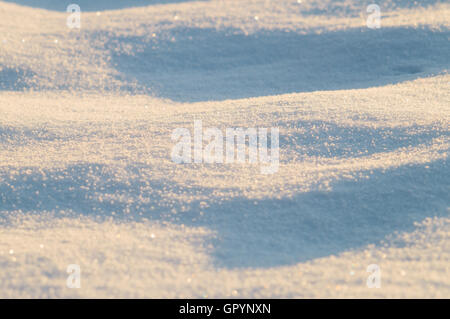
[0,0,449,298]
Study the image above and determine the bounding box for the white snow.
[0,0,449,298]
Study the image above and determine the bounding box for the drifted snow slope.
[0,0,449,297]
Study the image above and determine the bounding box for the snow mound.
[0,0,449,298]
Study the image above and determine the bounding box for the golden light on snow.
[0,0,449,299]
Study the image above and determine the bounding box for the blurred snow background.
[0,0,449,297]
